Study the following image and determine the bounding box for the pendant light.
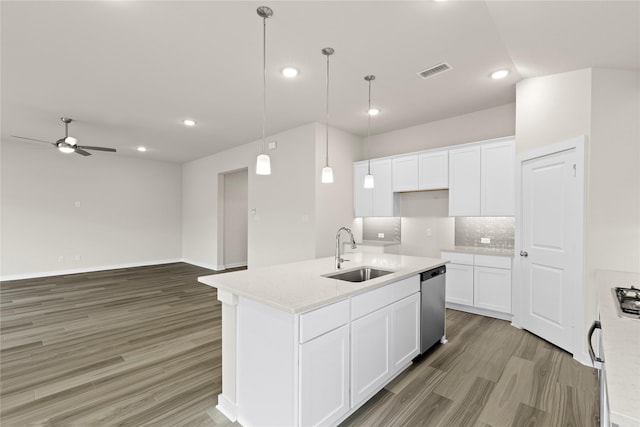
[363,75,376,189]
[321,47,335,184]
[256,6,273,175]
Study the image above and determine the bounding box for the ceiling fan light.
[364,174,375,189]
[256,153,271,175]
[321,166,334,183]
[58,143,75,154]
[64,136,78,146]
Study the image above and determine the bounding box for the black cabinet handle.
[587,320,604,365]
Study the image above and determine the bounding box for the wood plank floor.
[1,263,599,426]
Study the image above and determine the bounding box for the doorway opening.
[221,168,248,270]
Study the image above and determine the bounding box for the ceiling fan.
[12,117,116,156]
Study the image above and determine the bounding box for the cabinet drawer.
[392,275,420,301]
[351,285,394,320]
[474,254,511,269]
[441,251,474,266]
[300,299,350,343]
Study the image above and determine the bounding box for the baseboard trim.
[1,258,183,282]
[221,262,248,269]
[181,258,224,272]
[445,303,513,321]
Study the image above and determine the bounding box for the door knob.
[520,251,528,257]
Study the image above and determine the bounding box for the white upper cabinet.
[392,155,419,192]
[448,145,482,216]
[355,137,513,218]
[481,139,515,216]
[371,159,395,216]
[419,150,448,190]
[353,159,398,217]
[448,137,515,217]
[353,162,373,218]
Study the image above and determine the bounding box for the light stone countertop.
[198,253,446,314]
[596,270,640,427]
[441,246,515,257]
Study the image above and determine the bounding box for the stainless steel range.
[613,286,640,319]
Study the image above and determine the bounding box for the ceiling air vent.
[417,62,452,79]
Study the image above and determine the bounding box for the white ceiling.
[2,1,638,163]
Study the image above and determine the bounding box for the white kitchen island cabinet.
[199,253,444,427]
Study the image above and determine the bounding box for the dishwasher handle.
[588,320,604,365]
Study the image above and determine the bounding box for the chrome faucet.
[335,227,357,269]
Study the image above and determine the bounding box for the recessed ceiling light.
[137,146,147,152]
[282,67,299,78]
[491,69,510,80]
[368,108,380,116]
[183,119,196,126]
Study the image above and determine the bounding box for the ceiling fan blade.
[11,135,54,145]
[74,148,92,156]
[79,145,116,153]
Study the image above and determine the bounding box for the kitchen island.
[199,253,446,427]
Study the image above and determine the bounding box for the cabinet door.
[300,325,350,427]
[353,162,373,217]
[419,151,448,190]
[371,158,395,217]
[474,266,511,314]
[445,263,474,306]
[448,146,481,216]
[391,293,420,372]
[481,140,515,216]
[351,306,391,407]
[392,154,419,192]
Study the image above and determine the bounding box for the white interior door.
[519,148,579,353]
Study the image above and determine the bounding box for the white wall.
[515,67,640,358]
[247,124,316,268]
[1,142,183,279]
[223,169,248,268]
[515,69,592,154]
[588,69,640,275]
[368,103,516,158]
[314,123,363,258]
[182,122,360,270]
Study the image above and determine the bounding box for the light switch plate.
[378,233,384,238]
[268,140,277,150]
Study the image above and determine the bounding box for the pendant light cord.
[325,52,330,167]
[367,79,372,175]
[262,15,267,155]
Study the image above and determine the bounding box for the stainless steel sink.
[324,267,393,283]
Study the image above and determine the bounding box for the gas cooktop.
[613,286,640,319]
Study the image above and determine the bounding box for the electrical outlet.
[75,201,81,208]
[58,255,64,262]
[378,233,384,238]
[75,254,82,261]
[268,140,277,150]
[481,237,491,244]
[426,228,432,236]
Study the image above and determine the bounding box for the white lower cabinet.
[444,262,474,306]
[300,325,350,427]
[391,293,421,370]
[474,266,511,314]
[441,251,512,318]
[350,276,421,408]
[350,306,392,407]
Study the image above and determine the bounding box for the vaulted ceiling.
[2,1,638,163]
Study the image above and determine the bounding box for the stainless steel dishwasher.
[419,265,447,354]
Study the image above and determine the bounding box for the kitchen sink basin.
[324,267,393,283]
